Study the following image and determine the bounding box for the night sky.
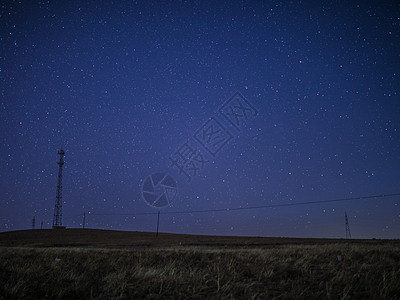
[1,1,399,238]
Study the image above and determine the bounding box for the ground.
[1,229,399,299]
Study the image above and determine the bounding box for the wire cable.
[90,192,400,217]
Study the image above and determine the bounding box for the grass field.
[1,229,399,299]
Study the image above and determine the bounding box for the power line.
[90,192,400,217]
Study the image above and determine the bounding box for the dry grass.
[1,243,400,299]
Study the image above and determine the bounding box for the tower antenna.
[53,148,65,229]
[345,211,351,239]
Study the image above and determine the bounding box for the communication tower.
[52,148,65,229]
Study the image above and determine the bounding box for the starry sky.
[1,1,399,238]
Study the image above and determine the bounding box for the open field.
[1,229,399,299]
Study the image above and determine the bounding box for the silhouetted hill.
[0,228,396,248]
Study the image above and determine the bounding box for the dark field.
[1,229,399,299]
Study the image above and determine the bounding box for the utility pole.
[83,212,86,229]
[345,212,351,239]
[32,216,35,229]
[53,149,65,228]
[156,211,160,237]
